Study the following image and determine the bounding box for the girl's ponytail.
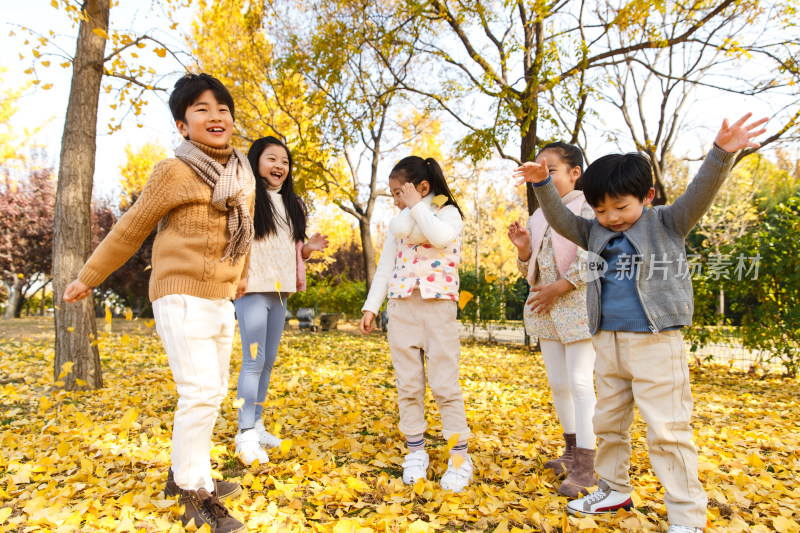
[391,156,464,218]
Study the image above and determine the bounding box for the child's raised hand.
[715,113,769,153]
[507,221,532,260]
[306,233,329,253]
[398,182,423,208]
[63,280,92,303]
[513,158,549,187]
[360,311,376,334]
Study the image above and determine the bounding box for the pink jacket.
[295,240,307,292]
[526,190,586,285]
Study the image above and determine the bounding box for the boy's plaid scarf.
[175,140,255,264]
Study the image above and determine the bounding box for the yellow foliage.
[191,0,334,196]
[118,142,168,209]
[0,320,798,531]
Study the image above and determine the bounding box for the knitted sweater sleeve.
[658,146,736,236]
[532,179,592,249]
[562,203,595,288]
[361,235,398,315]
[78,160,181,287]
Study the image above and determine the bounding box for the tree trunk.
[521,124,539,216]
[358,219,376,292]
[3,278,22,320]
[52,0,110,390]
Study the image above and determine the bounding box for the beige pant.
[592,330,707,528]
[387,292,470,441]
[153,294,235,492]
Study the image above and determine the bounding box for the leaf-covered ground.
[0,318,798,532]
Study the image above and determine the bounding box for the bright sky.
[2,1,791,207]
[3,1,194,200]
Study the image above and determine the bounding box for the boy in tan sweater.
[64,73,254,533]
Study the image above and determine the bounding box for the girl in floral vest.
[360,156,472,493]
[507,141,597,498]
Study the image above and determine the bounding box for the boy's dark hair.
[581,152,653,207]
[168,73,235,123]
[390,156,463,218]
[247,136,307,242]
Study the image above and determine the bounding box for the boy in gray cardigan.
[513,114,766,533]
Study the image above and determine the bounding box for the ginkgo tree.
[191,0,440,289]
[386,0,800,211]
[15,0,191,390]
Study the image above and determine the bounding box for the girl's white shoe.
[401,450,430,484]
[440,455,473,493]
[254,420,283,449]
[235,428,269,466]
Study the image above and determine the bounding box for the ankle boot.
[165,468,242,501]
[178,487,245,533]
[558,446,597,498]
[544,433,576,474]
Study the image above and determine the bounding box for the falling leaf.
[153,47,167,57]
[76,379,87,386]
[275,280,283,305]
[249,342,259,360]
[446,433,460,451]
[67,326,74,333]
[124,308,133,321]
[232,397,245,409]
[431,194,448,207]
[92,28,110,39]
[144,319,155,328]
[57,361,75,380]
[451,454,466,470]
[458,291,473,309]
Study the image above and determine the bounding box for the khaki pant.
[153,294,235,492]
[592,330,707,528]
[387,292,470,441]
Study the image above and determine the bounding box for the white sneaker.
[567,480,633,515]
[254,420,283,449]
[667,526,704,533]
[401,450,429,484]
[235,428,269,466]
[440,455,473,493]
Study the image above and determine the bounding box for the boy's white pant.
[592,330,707,528]
[386,292,470,441]
[153,294,235,492]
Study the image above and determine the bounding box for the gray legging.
[234,292,287,430]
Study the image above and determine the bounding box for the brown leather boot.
[165,468,242,501]
[544,433,576,474]
[178,487,245,533]
[558,446,597,498]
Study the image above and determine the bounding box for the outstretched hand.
[306,233,329,253]
[715,113,769,153]
[63,280,92,303]
[512,157,550,187]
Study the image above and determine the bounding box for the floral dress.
[517,202,594,344]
